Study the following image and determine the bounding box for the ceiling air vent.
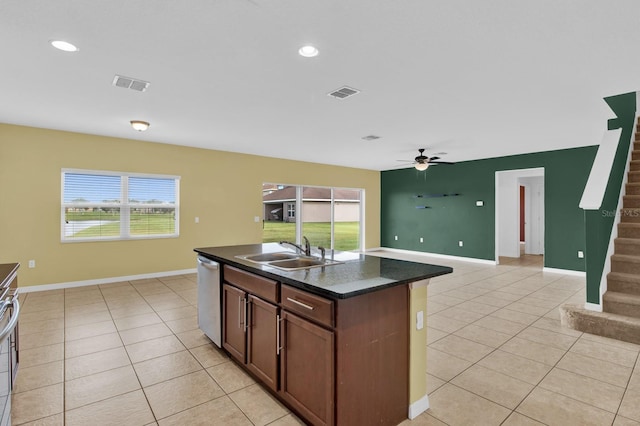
[328,86,360,99]
[112,75,150,92]
[362,135,381,141]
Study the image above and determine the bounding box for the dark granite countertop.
[194,243,452,299]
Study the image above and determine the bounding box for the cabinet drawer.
[281,285,334,328]
[223,265,278,303]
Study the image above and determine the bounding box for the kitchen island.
[194,243,452,426]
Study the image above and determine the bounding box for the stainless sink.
[236,252,342,270]
[267,257,342,271]
[238,252,299,262]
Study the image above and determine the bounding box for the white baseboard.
[367,247,497,265]
[18,268,197,293]
[585,302,603,312]
[542,267,586,277]
[408,394,430,419]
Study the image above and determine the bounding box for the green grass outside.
[68,213,175,238]
[262,221,359,251]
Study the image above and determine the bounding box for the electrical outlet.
[195,217,199,223]
[394,235,398,241]
[254,216,260,223]
[419,237,424,243]
[28,260,35,268]
[578,250,584,258]
[459,241,463,247]
[416,311,424,330]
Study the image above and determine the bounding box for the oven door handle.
[0,298,19,344]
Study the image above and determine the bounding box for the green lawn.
[262,221,359,251]
[67,213,175,238]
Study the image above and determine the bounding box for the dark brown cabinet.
[222,283,246,362]
[246,295,278,391]
[222,270,279,392]
[280,310,334,426]
[220,264,408,426]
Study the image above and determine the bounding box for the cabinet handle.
[286,297,315,311]
[244,298,249,332]
[238,297,243,330]
[276,314,282,355]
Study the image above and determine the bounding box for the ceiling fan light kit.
[398,148,456,171]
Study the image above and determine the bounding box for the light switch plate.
[417,311,424,330]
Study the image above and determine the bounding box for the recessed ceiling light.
[298,45,319,58]
[130,120,150,132]
[50,40,79,52]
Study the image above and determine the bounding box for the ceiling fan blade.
[396,160,416,163]
[429,156,441,161]
[428,161,456,165]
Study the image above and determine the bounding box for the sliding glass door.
[262,184,363,251]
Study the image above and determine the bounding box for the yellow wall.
[0,124,380,287]
[408,280,428,408]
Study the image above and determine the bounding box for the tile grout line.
[426,261,629,425]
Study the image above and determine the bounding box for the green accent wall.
[584,92,637,304]
[381,146,597,271]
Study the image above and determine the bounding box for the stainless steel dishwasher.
[197,256,221,348]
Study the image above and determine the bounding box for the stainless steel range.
[0,264,20,426]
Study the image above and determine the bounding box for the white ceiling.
[2,0,640,171]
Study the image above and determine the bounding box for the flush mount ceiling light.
[298,45,319,57]
[130,120,150,132]
[50,40,79,52]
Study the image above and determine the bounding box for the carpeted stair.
[561,120,640,344]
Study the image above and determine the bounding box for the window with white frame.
[62,169,180,241]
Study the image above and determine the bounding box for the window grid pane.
[62,170,179,241]
[63,173,121,204]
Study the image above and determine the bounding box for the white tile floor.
[12,252,640,425]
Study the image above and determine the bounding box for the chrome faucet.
[280,236,311,256]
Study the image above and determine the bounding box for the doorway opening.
[495,168,545,267]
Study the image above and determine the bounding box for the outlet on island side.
[394,235,398,241]
[420,237,424,243]
[578,251,584,258]
[416,310,424,330]
[458,241,463,247]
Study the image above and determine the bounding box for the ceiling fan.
[398,148,456,171]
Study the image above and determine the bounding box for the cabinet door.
[246,295,279,391]
[222,284,246,363]
[280,311,334,426]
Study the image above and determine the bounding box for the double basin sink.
[236,251,342,271]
